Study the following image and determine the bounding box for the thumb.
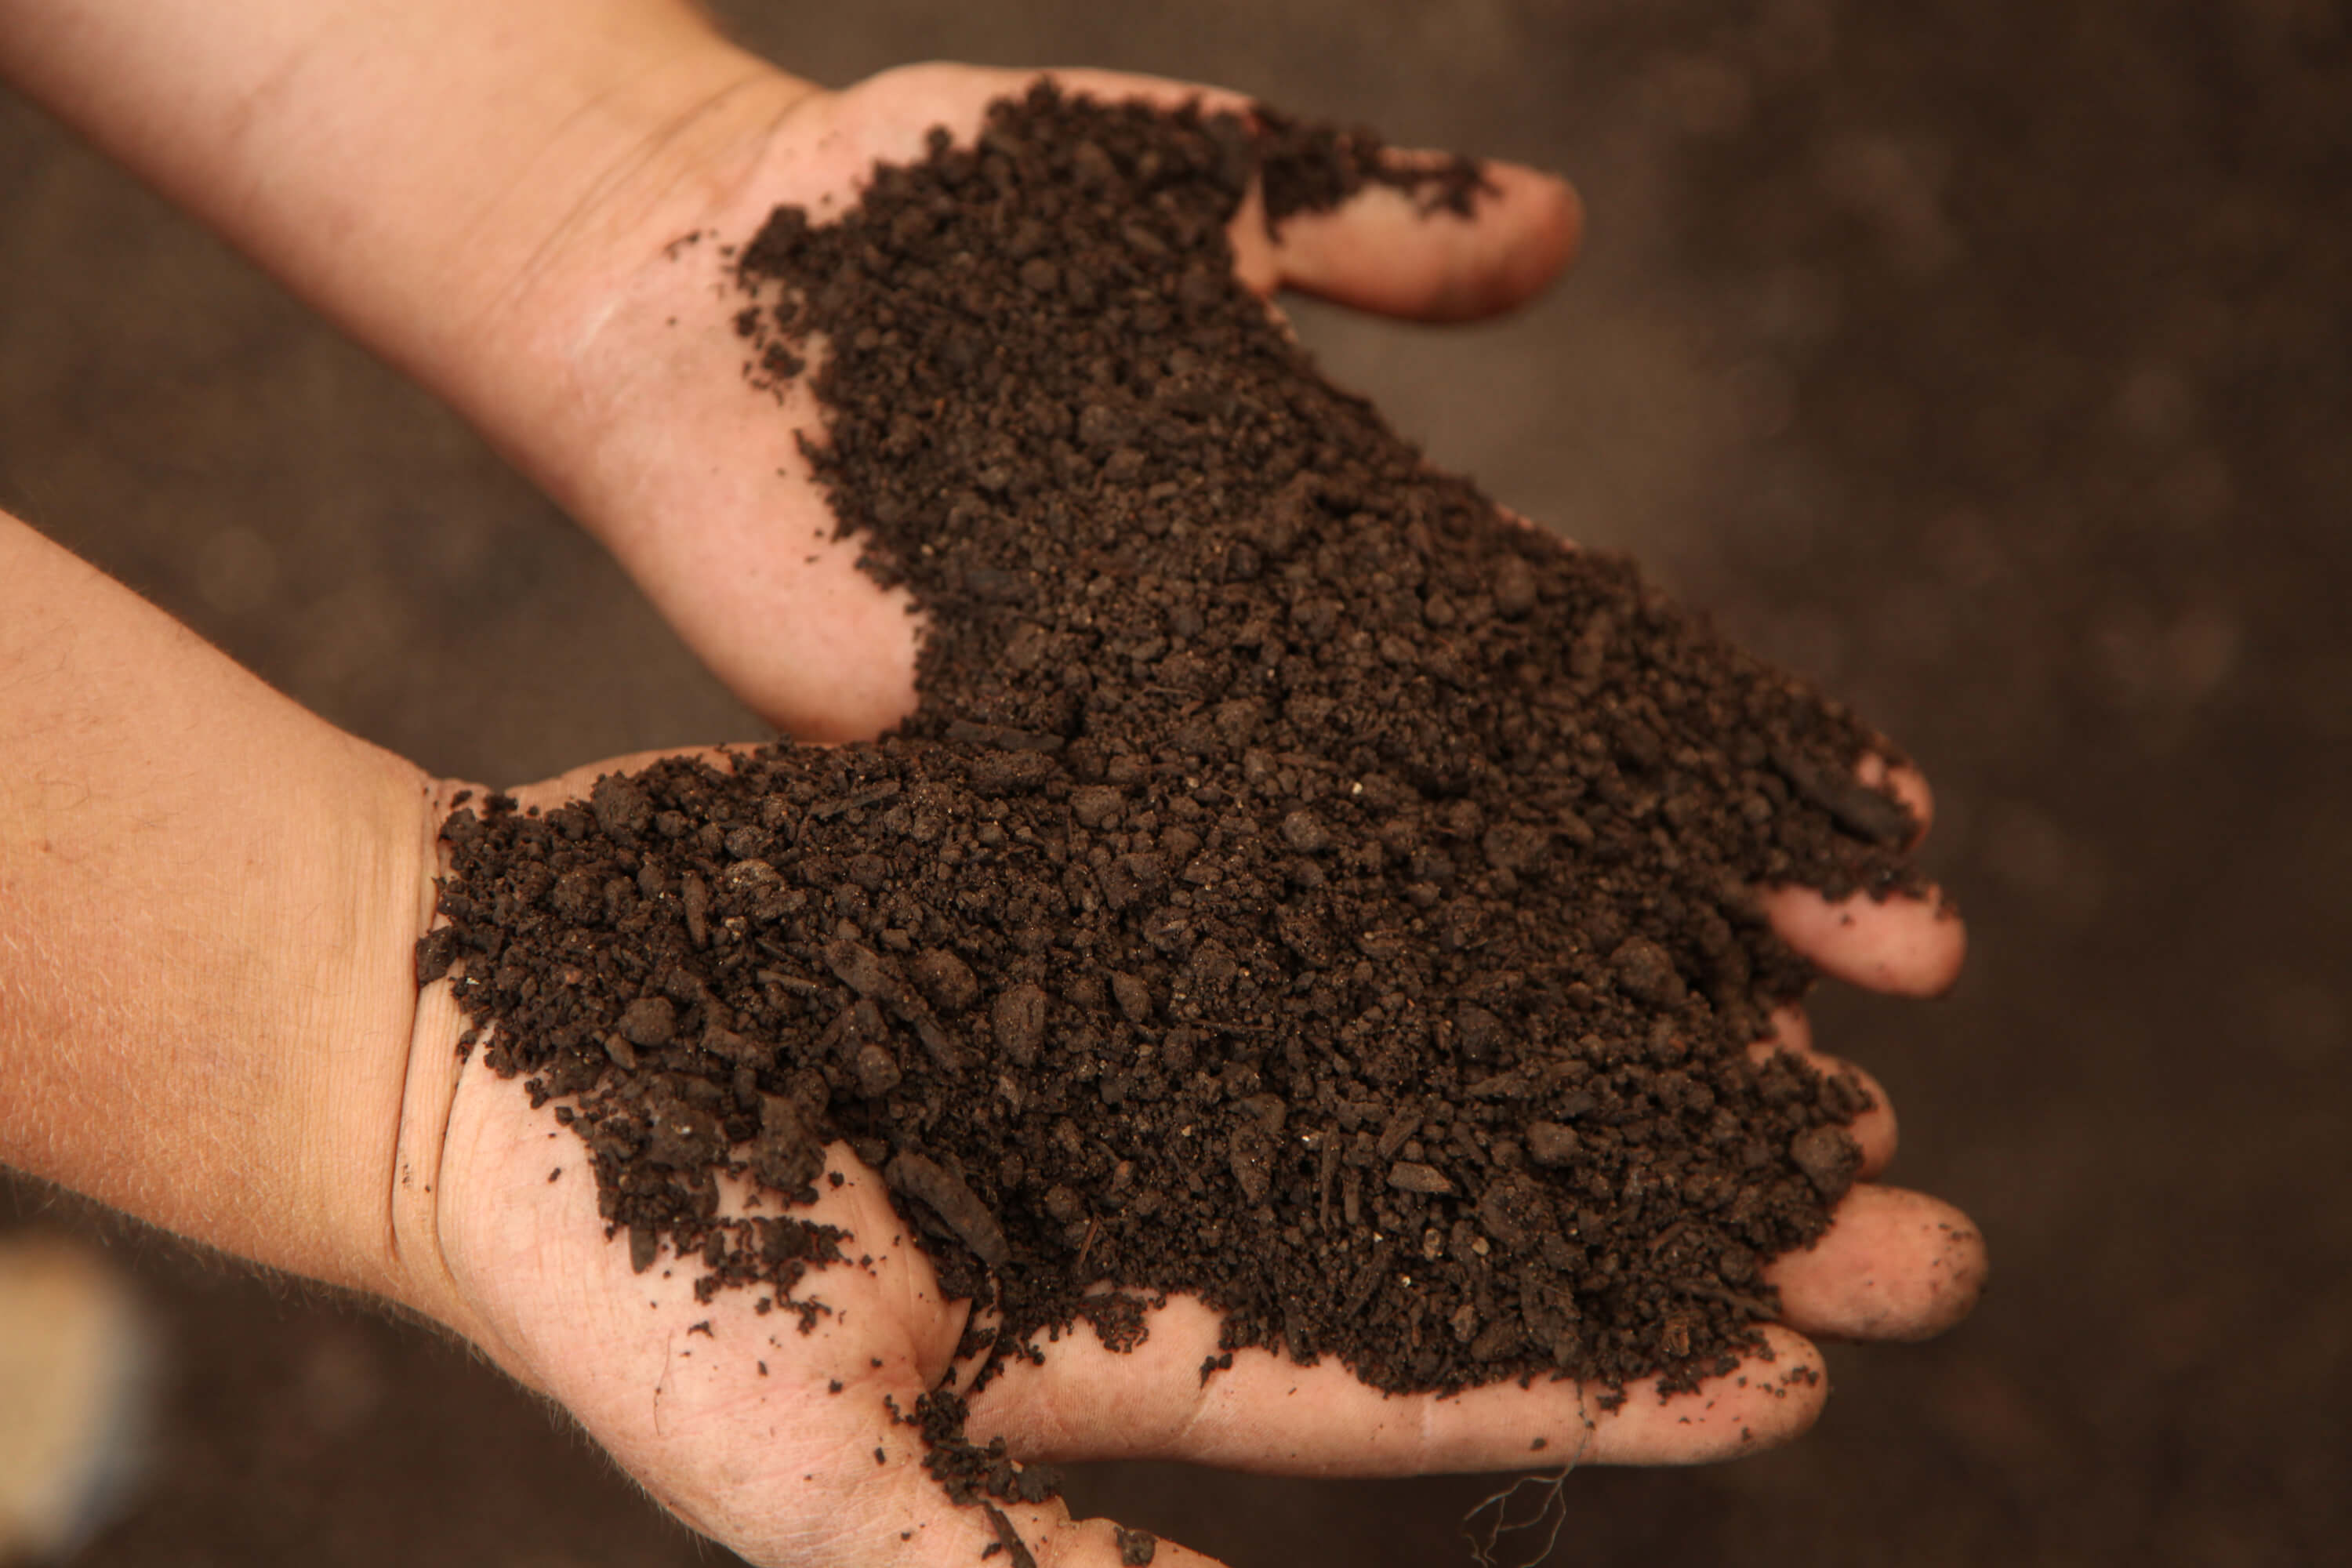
[958,67,1582,322]
[1230,143,1583,321]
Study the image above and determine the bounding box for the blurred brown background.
[3,1,2347,1563]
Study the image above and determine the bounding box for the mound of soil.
[423,82,1922,1500]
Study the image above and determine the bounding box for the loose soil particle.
[426,82,1922,1508]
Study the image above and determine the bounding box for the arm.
[0,0,809,439]
[0,508,435,1308]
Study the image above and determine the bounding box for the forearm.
[0,511,434,1304]
[0,0,810,443]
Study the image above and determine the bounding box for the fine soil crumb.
[427,81,1920,1512]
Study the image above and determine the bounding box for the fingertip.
[1747,1038,1899,1177]
[1586,1324,1828,1465]
[1262,157,1583,321]
[1470,161,1585,303]
[1766,1188,1988,1344]
[1846,1064,1900,1178]
[1763,884,1967,998]
[1762,750,1962,996]
[1856,757,1936,845]
[1889,766,1934,833]
[1748,1326,1834,1448]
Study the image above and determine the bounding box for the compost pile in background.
[426,81,1924,1464]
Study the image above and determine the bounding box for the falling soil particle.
[426,81,1922,1520]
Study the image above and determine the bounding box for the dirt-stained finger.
[960,1296,1830,1475]
[1747,1031,1899,1178]
[1762,883,1965,997]
[1231,158,1583,321]
[1763,1185,1987,1343]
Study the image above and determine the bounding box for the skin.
[0,6,1984,1565]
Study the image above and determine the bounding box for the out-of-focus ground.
[2,1,2346,1563]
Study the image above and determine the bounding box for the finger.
[1857,756,1936,846]
[1748,1027,1899,1178]
[1763,1185,1987,1343]
[492,745,752,814]
[1759,749,1961,994]
[1229,157,1583,321]
[875,64,1581,322]
[1762,883,1966,997]
[1763,1002,1815,1054]
[963,1295,1828,1474]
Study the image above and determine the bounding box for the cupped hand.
[387,750,1980,1568]
[494,61,1581,742]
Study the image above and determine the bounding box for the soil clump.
[424,82,1924,1493]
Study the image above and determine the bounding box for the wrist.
[0,1,818,484]
[0,514,445,1306]
[276,750,452,1311]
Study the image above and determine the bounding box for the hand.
[0,20,1576,740]
[391,753,1980,1568]
[0,497,1979,1568]
[481,61,1585,740]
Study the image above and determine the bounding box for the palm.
[434,1062,973,1560]
[530,62,1581,742]
[428,63,1984,1568]
[401,746,1979,1568]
